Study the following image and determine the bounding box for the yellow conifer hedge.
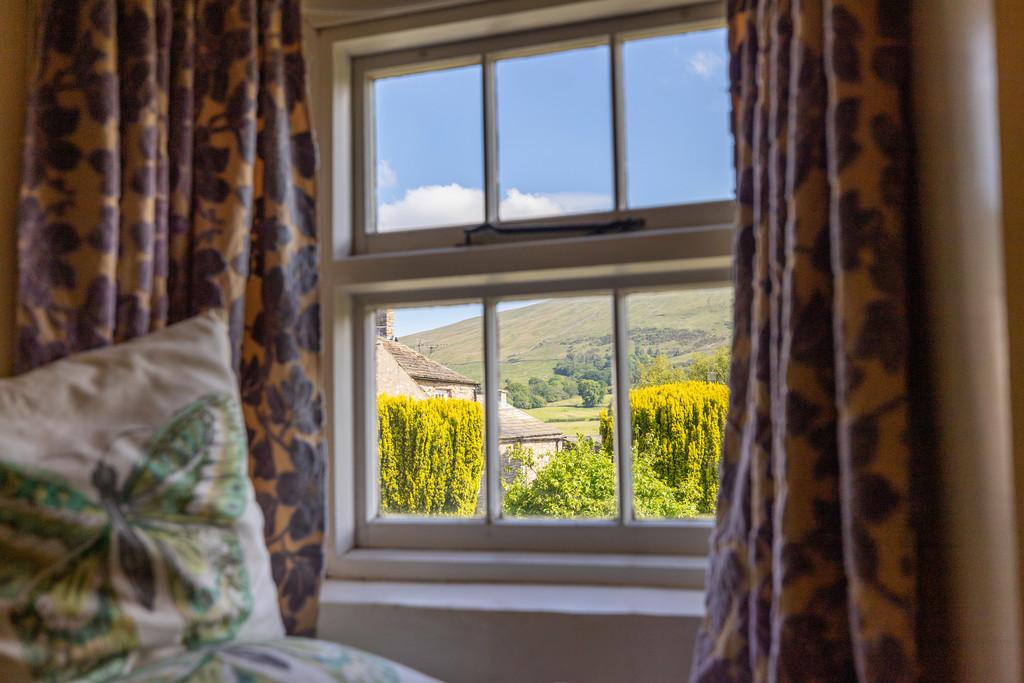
[600,381,728,513]
[377,395,484,515]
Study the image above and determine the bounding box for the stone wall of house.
[417,380,478,401]
[376,348,480,402]
[376,344,427,398]
[500,437,564,484]
[504,438,562,458]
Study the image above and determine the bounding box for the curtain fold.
[692,1,918,680]
[16,0,324,635]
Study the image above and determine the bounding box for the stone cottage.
[376,337,479,401]
[374,311,565,472]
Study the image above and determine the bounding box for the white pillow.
[0,312,284,682]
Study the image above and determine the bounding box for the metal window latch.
[460,217,645,246]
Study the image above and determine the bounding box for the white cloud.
[377,184,612,232]
[687,50,725,79]
[499,188,611,220]
[377,159,398,189]
[379,184,484,231]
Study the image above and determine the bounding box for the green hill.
[399,288,733,385]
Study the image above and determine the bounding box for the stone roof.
[379,337,564,443]
[378,338,478,386]
[498,403,565,441]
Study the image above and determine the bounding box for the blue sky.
[392,301,539,339]
[376,27,733,332]
[391,304,483,339]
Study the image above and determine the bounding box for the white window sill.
[326,548,708,588]
[319,579,707,618]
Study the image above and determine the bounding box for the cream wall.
[0,1,29,378]
[912,0,1023,678]
[995,0,1024,657]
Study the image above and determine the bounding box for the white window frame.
[311,0,733,588]
[349,4,732,254]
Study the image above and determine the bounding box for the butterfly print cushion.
[0,313,284,682]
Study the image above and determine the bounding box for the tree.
[686,346,730,384]
[577,368,611,386]
[636,354,687,387]
[528,376,571,402]
[553,375,578,398]
[505,380,545,409]
[539,376,573,402]
[577,379,604,408]
[553,351,576,377]
[629,350,653,385]
[528,376,549,400]
[554,351,612,387]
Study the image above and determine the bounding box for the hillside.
[400,288,733,384]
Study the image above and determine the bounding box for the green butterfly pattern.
[111,638,407,683]
[0,393,255,682]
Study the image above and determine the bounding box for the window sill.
[319,579,706,618]
[326,548,708,588]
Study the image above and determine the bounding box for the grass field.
[523,396,609,439]
[543,420,602,439]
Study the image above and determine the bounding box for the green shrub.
[378,395,484,515]
[503,438,694,518]
[600,381,728,513]
[633,449,699,518]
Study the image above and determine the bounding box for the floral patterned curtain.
[692,1,918,680]
[16,0,323,635]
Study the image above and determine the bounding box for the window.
[350,4,734,254]
[317,1,735,586]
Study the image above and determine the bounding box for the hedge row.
[600,381,728,514]
[377,380,727,517]
[377,395,484,515]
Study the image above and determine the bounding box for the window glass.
[623,28,733,207]
[373,65,484,231]
[625,287,733,519]
[495,295,617,519]
[374,302,485,517]
[496,46,615,221]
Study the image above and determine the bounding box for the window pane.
[497,296,616,519]
[373,65,484,232]
[626,287,733,519]
[375,302,485,517]
[623,28,734,207]
[496,46,614,221]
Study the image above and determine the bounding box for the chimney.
[375,309,395,339]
